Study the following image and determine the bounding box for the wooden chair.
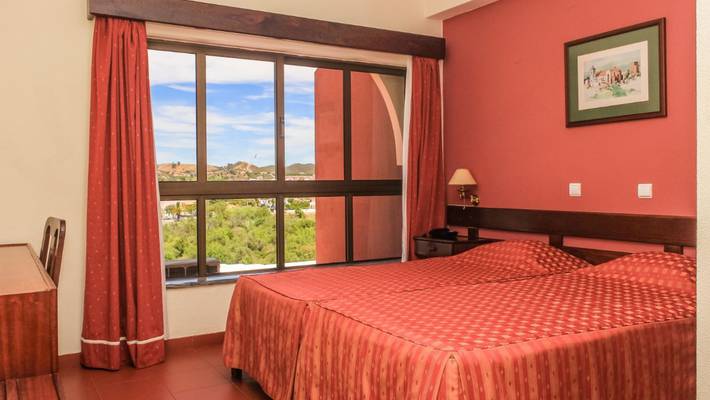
[39,217,66,287]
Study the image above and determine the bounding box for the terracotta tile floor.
[58,343,270,400]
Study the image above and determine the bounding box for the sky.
[148,50,317,167]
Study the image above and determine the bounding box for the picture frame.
[565,18,666,127]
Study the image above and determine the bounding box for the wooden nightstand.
[413,235,497,258]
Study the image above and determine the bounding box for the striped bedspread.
[223,241,590,400]
[294,253,696,399]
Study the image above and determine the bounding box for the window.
[206,56,276,181]
[207,198,276,272]
[285,196,346,266]
[353,195,402,260]
[351,72,405,180]
[149,50,197,182]
[284,65,344,180]
[149,42,405,284]
[161,200,198,279]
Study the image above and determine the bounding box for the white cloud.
[152,105,196,135]
[286,115,315,134]
[156,150,184,163]
[250,115,314,162]
[154,132,196,150]
[148,49,318,86]
[205,56,275,84]
[285,83,315,95]
[152,104,275,138]
[166,84,196,93]
[207,109,274,135]
[285,65,317,83]
[148,50,195,85]
[245,91,274,100]
[285,66,316,96]
[284,115,315,163]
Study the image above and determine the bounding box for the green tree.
[162,198,316,266]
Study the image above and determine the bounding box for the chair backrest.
[39,217,66,287]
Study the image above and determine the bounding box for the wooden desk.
[0,244,59,399]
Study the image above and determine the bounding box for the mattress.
[294,252,696,399]
[222,240,590,400]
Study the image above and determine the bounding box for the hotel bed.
[223,207,696,400]
[222,240,591,400]
[295,252,696,399]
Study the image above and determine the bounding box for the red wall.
[314,69,344,180]
[351,71,402,180]
[443,0,696,219]
[315,70,402,263]
[314,69,346,263]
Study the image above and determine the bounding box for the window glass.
[150,44,405,282]
[285,196,345,266]
[206,56,276,181]
[351,72,405,180]
[149,50,197,182]
[206,198,277,273]
[285,65,344,180]
[160,200,198,279]
[353,195,402,260]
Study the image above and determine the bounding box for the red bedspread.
[294,253,696,399]
[223,241,589,400]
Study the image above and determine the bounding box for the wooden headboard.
[447,206,696,265]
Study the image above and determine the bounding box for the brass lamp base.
[457,186,480,207]
[469,194,480,207]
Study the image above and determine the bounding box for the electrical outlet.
[569,183,582,197]
[638,183,653,199]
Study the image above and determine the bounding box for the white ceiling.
[424,0,499,20]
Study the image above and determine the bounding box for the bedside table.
[413,236,497,258]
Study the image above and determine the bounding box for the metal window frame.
[150,41,405,282]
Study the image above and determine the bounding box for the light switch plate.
[638,183,653,199]
[569,183,582,197]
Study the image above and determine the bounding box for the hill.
[157,161,314,181]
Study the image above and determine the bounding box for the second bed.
[222,240,591,400]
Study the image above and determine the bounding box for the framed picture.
[565,18,666,127]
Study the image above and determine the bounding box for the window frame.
[150,40,406,284]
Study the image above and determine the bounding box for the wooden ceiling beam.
[88,0,446,59]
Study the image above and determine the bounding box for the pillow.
[581,252,696,293]
[454,240,591,275]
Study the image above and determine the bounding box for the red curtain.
[406,57,446,259]
[81,17,165,370]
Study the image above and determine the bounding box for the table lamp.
[448,168,479,208]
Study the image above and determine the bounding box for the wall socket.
[638,183,653,199]
[569,183,582,197]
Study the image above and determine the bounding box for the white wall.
[0,0,439,356]
[697,0,709,396]
[423,0,498,20]
[165,285,236,339]
[0,0,93,357]
[197,0,442,36]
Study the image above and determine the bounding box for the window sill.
[166,274,240,289]
[166,270,278,288]
[165,257,401,289]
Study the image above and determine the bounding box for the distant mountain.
[286,163,316,176]
[157,161,314,181]
[156,162,197,181]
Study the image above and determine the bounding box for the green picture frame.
[565,18,666,127]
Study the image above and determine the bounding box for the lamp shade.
[448,168,477,186]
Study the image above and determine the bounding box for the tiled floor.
[58,342,270,400]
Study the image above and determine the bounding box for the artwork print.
[565,19,666,127]
[578,41,649,111]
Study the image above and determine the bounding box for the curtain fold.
[81,17,165,370]
[406,57,446,260]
